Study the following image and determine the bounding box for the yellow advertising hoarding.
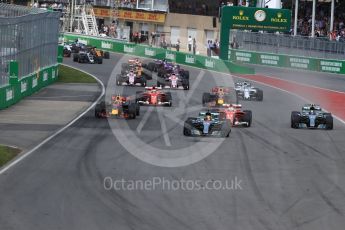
[93,8,166,23]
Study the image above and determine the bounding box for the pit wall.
[0,63,59,109]
[229,49,345,74]
[62,33,255,75]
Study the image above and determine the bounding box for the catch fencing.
[0,3,60,109]
[231,30,345,60]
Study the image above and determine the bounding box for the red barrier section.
[239,74,345,122]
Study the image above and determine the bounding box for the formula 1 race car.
[202,86,237,106]
[157,73,189,90]
[235,81,263,101]
[63,44,72,57]
[157,63,189,80]
[216,104,252,127]
[95,95,140,119]
[183,111,231,137]
[136,87,172,106]
[291,104,333,129]
[87,46,110,59]
[121,59,153,80]
[144,59,172,72]
[73,51,103,64]
[116,70,147,87]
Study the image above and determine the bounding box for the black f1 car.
[95,95,140,119]
[291,104,333,129]
[73,51,103,64]
[235,81,263,101]
[183,111,231,137]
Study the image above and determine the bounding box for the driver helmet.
[205,112,212,121]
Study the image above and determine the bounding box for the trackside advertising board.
[63,33,254,75]
[229,49,345,74]
[65,33,345,74]
[0,61,58,109]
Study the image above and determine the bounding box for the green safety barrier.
[0,44,62,110]
[64,33,345,75]
[63,33,255,75]
[229,49,345,74]
[0,62,59,110]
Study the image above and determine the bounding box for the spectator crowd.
[291,2,345,42]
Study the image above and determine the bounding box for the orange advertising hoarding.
[93,8,166,23]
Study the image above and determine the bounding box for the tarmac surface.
[0,54,344,230]
[0,83,100,150]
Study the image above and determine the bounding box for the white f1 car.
[235,81,263,101]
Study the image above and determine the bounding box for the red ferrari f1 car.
[214,104,252,127]
[136,87,172,106]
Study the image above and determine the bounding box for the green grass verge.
[0,145,21,167]
[57,65,97,83]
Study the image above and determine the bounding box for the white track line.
[0,64,105,175]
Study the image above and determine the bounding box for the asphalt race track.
[0,53,345,230]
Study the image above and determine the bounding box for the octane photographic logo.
[106,50,234,167]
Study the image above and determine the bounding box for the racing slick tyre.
[135,104,140,116]
[325,113,333,130]
[128,104,137,119]
[183,119,194,136]
[103,52,110,59]
[95,108,102,118]
[165,92,172,107]
[243,110,252,127]
[256,89,263,101]
[183,126,191,136]
[95,101,106,118]
[73,54,79,62]
[180,70,189,80]
[221,121,232,137]
[291,111,301,129]
[157,80,165,88]
[63,50,71,57]
[141,79,147,87]
[202,93,211,105]
[96,57,103,64]
[135,91,143,103]
[182,79,189,90]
